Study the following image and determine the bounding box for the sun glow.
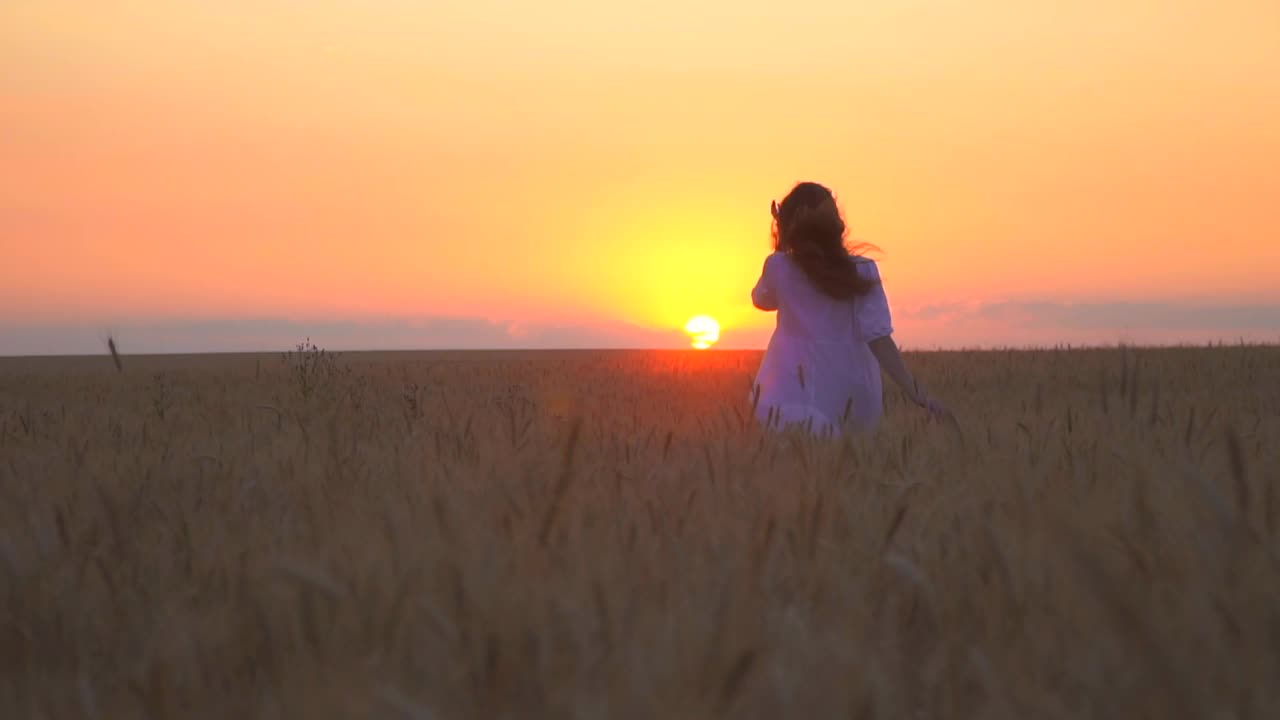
[684,315,721,350]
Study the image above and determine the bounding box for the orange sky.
[2,1,1278,353]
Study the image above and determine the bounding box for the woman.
[750,181,946,434]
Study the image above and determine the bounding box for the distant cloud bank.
[2,300,1277,356]
[0,316,687,356]
[893,300,1280,349]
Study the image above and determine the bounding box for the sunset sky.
[3,1,1278,354]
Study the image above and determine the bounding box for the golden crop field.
[2,344,1278,719]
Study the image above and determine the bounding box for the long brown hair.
[771,181,879,300]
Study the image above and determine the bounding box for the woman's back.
[751,251,893,433]
[753,252,891,345]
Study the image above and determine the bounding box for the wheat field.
[1,344,1278,719]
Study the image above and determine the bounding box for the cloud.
[0,315,687,356]
[895,300,1280,348]
[2,301,1277,356]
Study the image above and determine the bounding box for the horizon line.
[3,338,1278,361]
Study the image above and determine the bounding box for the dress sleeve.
[856,260,893,341]
[751,254,779,311]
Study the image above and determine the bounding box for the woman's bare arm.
[868,335,946,415]
[868,335,919,399]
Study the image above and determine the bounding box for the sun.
[684,315,721,350]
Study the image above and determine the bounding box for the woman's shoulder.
[849,254,881,277]
[762,250,792,272]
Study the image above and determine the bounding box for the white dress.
[750,251,895,434]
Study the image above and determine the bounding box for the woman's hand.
[909,387,950,420]
[866,336,953,422]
